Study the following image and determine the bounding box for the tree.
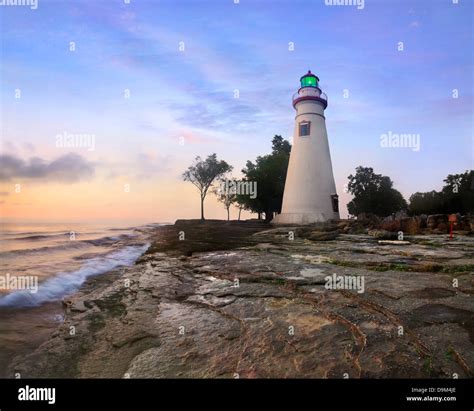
[183,154,232,220]
[212,177,237,221]
[347,166,407,217]
[236,135,291,221]
[408,170,474,215]
[271,134,291,155]
[408,191,443,215]
[236,203,244,221]
[439,170,474,214]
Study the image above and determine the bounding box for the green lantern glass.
[300,71,319,88]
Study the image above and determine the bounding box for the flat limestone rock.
[378,240,411,245]
[7,223,474,379]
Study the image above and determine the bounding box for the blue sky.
[0,0,473,221]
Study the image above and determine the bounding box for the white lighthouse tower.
[273,71,340,224]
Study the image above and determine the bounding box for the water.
[0,221,158,376]
[0,222,155,307]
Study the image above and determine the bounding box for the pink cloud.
[178,130,221,145]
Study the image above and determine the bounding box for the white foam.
[0,244,149,308]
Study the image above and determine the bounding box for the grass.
[444,347,455,362]
[441,264,474,274]
[87,312,106,333]
[414,240,444,247]
[327,258,473,273]
[145,220,270,256]
[423,356,433,374]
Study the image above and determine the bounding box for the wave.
[0,230,65,236]
[83,234,138,246]
[0,244,149,308]
[0,233,139,257]
[9,233,70,241]
[108,223,164,231]
[4,231,125,242]
[0,242,90,257]
[0,229,85,239]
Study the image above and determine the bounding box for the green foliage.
[409,191,444,215]
[440,170,474,213]
[271,134,291,155]
[236,135,291,221]
[346,166,407,217]
[183,153,232,220]
[212,177,237,221]
[409,170,474,215]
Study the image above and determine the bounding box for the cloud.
[134,152,173,179]
[179,130,220,144]
[170,98,263,132]
[0,153,95,182]
[103,153,173,180]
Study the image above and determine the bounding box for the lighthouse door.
[331,194,339,213]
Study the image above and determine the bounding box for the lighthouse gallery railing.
[292,91,327,103]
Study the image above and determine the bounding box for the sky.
[0,0,472,224]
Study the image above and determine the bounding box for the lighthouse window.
[299,121,311,137]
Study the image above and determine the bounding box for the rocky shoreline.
[8,220,474,378]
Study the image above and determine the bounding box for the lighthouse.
[273,71,340,224]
